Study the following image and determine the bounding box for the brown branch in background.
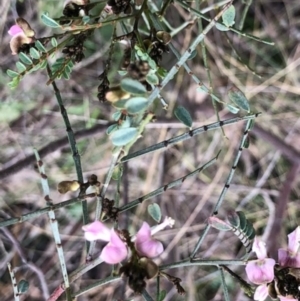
[251,124,300,165]
[0,123,110,180]
[1,119,300,181]
[267,164,300,259]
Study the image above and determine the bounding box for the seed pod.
[156,31,171,45]
[138,257,159,279]
[57,180,80,194]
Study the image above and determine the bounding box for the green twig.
[46,66,89,252]
[142,289,155,301]
[120,114,260,163]
[160,259,245,270]
[119,152,220,213]
[238,0,253,30]
[145,1,233,106]
[146,9,228,104]
[195,0,224,135]
[219,266,231,301]
[190,119,254,258]
[177,0,274,45]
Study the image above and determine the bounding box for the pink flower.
[8,25,23,36]
[82,218,175,264]
[100,229,128,264]
[82,221,111,241]
[135,222,164,258]
[82,221,127,264]
[134,217,175,258]
[8,18,35,55]
[245,237,276,285]
[279,297,297,301]
[278,226,300,268]
[253,284,269,301]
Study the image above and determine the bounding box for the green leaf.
[112,165,123,180]
[29,47,41,59]
[228,87,250,112]
[215,23,229,31]
[188,49,197,60]
[17,279,29,294]
[16,61,27,73]
[148,57,157,70]
[106,124,119,135]
[40,60,48,69]
[31,63,42,72]
[6,69,19,78]
[124,97,149,114]
[41,13,61,28]
[19,52,33,65]
[113,99,128,109]
[65,65,72,73]
[35,40,47,52]
[208,216,232,231]
[111,111,122,121]
[118,70,128,76]
[82,15,90,24]
[226,104,239,114]
[120,78,147,95]
[174,106,193,128]
[148,203,161,223]
[68,60,74,68]
[236,211,247,231]
[51,37,58,47]
[146,73,159,85]
[243,136,250,148]
[8,77,20,89]
[227,211,240,228]
[157,67,168,78]
[120,117,131,128]
[248,119,255,130]
[158,290,167,301]
[110,127,138,146]
[222,5,235,27]
[246,225,256,240]
[62,69,70,79]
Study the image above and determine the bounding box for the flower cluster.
[246,227,300,301]
[8,18,35,55]
[82,217,174,264]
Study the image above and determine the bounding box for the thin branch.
[7,262,20,301]
[34,149,72,301]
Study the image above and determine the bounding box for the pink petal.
[253,284,269,301]
[82,221,111,241]
[279,296,297,301]
[245,258,275,284]
[8,25,23,36]
[287,226,300,255]
[278,248,300,268]
[135,222,164,258]
[100,230,127,264]
[136,222,152,241]
[252,237,268,260]
[136,238,164,258]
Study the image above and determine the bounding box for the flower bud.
[138,257,159,279]
[57,180,80,194]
